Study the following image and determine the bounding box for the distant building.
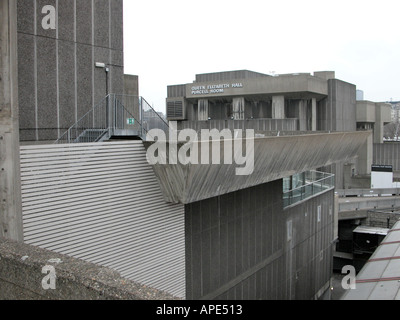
[389,102,400,122]
[356,90,364,101]
[167,70,357,133]
[166,70,392,187]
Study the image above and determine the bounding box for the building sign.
[127,118,135,125]
[191,83,244,95]
[371,165,393,172]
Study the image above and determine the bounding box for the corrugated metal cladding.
[373,143,400,171]
[19,141,186,298]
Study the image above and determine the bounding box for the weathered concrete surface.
[0,237,180,300]
[338,195,400,212]
[144,131,371,204]
[185,72,329,100]
[0,0,23,241]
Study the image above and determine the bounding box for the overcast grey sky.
[123,0,400,113]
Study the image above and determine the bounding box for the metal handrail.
[283,171,335,207]
[55,94,168,144]
[55,94,110,144]
[284,172,334,195]
[140,96,169,128]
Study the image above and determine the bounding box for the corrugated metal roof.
[342,220,400,300]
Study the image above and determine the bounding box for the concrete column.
[374,103,384,144]
[198,99,209,121]
[312,98,317,131]
[356,133,373,175]
[298,100,307,131]
[272,96,285,119]
[0,0,24,241]
[232,97,245,120]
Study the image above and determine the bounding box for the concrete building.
[166,70,400,300]
[166,70,393,189]
[356,90,364,101]
[16,0,124,142]
[167,70,357,133]
[2,2,398,301]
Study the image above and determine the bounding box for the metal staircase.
[55,94,169,144]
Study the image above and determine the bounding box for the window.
[317,205,322,222]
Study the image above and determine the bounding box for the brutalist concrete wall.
[17,0,124,142]
[317,79,356,132]
[373,142,400,171]
[184,180,286,300]
[327,79,357,132]
[284,190,335,300]
[317,79,357,189]
[184,179,335,300]
[0,237,179,300]
[365,211,400,229]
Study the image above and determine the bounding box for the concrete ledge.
[144,131,370,204]
[338,196,400,212]
[339,210,369,221]
[0,237,180,300]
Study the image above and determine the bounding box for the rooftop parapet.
[0,237,180,300]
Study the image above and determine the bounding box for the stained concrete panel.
[111,66,124,95]
[111,49,124,67]
[58,0,75,42]
[17,0,34,34]
[17,33,36,141]
[94,0,110,48]
[76,0,92,45]
[36,36,58,140]
[110,0,123,51]
[185,180,287,300]
[58,40,76,131]
[76,43,93,119]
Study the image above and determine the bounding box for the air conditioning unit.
[166,98,186,120]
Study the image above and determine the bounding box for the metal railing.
[55,94,169,144]
[283,171,335,208]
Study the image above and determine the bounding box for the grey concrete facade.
[356,101,392,144]
[373,142,400,171]
[17,0,124,142]
[165,70,398,190]
[166,70,357,134]
[144,131,370,204]
[185,180,335,300]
